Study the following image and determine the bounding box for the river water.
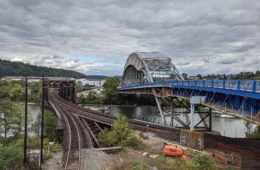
[83,104,255,138]
[24,103,254,138]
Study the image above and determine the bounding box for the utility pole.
[40,76,45,165]
[24,76,28,165]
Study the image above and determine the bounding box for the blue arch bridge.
[117,52,260,131]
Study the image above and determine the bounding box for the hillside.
[0,59,87,78]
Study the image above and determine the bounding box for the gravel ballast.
[81,148,114,170]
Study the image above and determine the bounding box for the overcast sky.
[0,0,260,76]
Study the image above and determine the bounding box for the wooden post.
[251,108,253,120]
[171,98,173,127]
[41,76,45,165]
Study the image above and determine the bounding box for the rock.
[149,154,159,159]
[152,167,158,170]
[119,158,124,163]
[140,132,149,139]
[142,152,148,156]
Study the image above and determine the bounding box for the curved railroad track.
[52,96,82,170]
[50,92,181,143]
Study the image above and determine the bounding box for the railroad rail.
[51,96,82,170]
[50,92,181,143]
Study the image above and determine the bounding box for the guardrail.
[118,80,260,93]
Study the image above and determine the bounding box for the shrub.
[131,161,148,170]
[98,115,132,146]
[98,128,115,146]
[0,144,23,170]
[126,136,147,150]
[188,154,216,170]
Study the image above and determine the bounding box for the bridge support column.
[190,96,206,131]
[155,97,166,124]
[209,108,212,131]
[190,104,195,131]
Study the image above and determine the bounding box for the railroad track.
[50,92,181,142]
[53,98,82,170]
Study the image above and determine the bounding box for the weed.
[126,136,147,150]
[132,161,148,170]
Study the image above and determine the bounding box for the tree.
[0,143,23,170]
[0,81,22,101]
[98,115,132,146]
[244,121,252,137]
[0,59,87,78]
[79,94,86,105]
[0,99,25,138]
[196,74,202,80]
[103,77,120,103]
[248,125,260,139]
[76,81,83,89]
[44,110,56,140]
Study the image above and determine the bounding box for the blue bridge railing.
[118,80,260,93]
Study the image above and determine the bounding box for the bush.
[98,115,132,146]
[126,137,147,150]
[0,144,23,170]
[171,154,231,170]
[190,154,215,170]
[131,161,148,170]
[98,128,115,146]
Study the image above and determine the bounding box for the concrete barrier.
[180,129,204,150]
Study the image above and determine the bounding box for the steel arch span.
[121,52,183,86]
[121,52,184,124]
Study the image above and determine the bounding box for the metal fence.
[119,80,260,93]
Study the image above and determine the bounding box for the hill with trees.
[0,59,87,78]
[193,71,260,80]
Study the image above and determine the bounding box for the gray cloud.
[41,56,51,60]
[176,61,190,66]
[52,55,64,59]
[217,58,239,65]
[0,0,260,76]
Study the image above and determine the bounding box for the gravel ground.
[81,148,114,170]
[42,152,63,170]
[42,132,173,170]
[139,132,176,150]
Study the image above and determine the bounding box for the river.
[83,104,255,138]
[25,103,255,138]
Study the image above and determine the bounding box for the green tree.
[0,99,25,138]
[44,110,56,140]
[197,74,203,80]
[248,125,260,139]
[76,80,83,89]
[0,143,23,170]
[79,94,86,105]
[103,77,120,103]
[0,59,87,78]
[0,81,22,101]
[98,115,132,146]
[244,121,252,138]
